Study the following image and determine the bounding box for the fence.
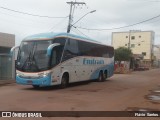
[114,61,130,74]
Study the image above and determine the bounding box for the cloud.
[0,0,160,45]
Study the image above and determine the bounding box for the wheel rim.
[61,77,68,88]
[62,78,66,85]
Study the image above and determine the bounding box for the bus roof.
[24,32,99,42]
[23,32,112,47]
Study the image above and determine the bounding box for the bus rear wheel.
[60,74,69,89]
[97,71,104,82]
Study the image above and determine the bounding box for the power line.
[0,6,68,18]
[0,10,69,30]
[71,27,83,36]
[74,13,160,31]
[72,26,92,38]
[49,17,68,31]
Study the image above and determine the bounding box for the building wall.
[112,31,154,61]
[0,32,15,48]
[0,32,15,81]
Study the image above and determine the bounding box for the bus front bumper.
[16,75,52,86]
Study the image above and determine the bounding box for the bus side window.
[62,39,79,61]
[78,41,90,56]
[78,41,98,57]
[51,50,57,66]
[51,46,63,67]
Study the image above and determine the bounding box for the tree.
[115,47,133,64]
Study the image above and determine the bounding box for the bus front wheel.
[60,74,69,89]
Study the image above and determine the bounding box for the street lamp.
[67,10,96,33]
[72,10,96,26]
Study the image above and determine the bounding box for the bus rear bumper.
[16,75,52,86]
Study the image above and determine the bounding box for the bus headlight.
[17,73,20,77]
[38,72,49,78]
[42,74,47,77]
[16,73,23,77]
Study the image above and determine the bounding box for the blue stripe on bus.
[16,74,52,86]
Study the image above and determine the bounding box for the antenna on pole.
[66,1,86,33]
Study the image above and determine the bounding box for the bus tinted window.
[78,41,114,58]
[62,38,79,61]
[66,39,79,54]
[50,37,66,67]
[78,41,91,56]
[53,37,66,46]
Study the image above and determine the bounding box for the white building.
[0,32,15,53]
[0,32,15,81]
[112,30,155,67]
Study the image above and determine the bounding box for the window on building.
[126,36,128,38]
[131,44,135,48]
[138,43,141,46]
[142,52,146,56]
[139,36,141,38]
[0,47,11,53]
[131,36,135,40]
[125,44,128,46]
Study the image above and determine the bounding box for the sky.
[0,0,160,46]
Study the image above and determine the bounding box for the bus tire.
[104,70,108,80]
[60,74,69,89]
[32,85,40,89]
[97,71,104,82]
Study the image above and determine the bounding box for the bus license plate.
[27,80,33,84]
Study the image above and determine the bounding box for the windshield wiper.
[21,50,32,71]
[31,43,40,71]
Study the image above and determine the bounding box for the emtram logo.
[83,58,104,65]
[2,112,11,117]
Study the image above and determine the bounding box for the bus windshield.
[16,40,52,72]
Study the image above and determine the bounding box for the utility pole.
[66,1,86,33]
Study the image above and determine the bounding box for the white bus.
[11,32,114,88]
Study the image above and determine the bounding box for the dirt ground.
[0,69,159,120]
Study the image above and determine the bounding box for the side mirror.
[10,46,19,56]
[47,43,60,56]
